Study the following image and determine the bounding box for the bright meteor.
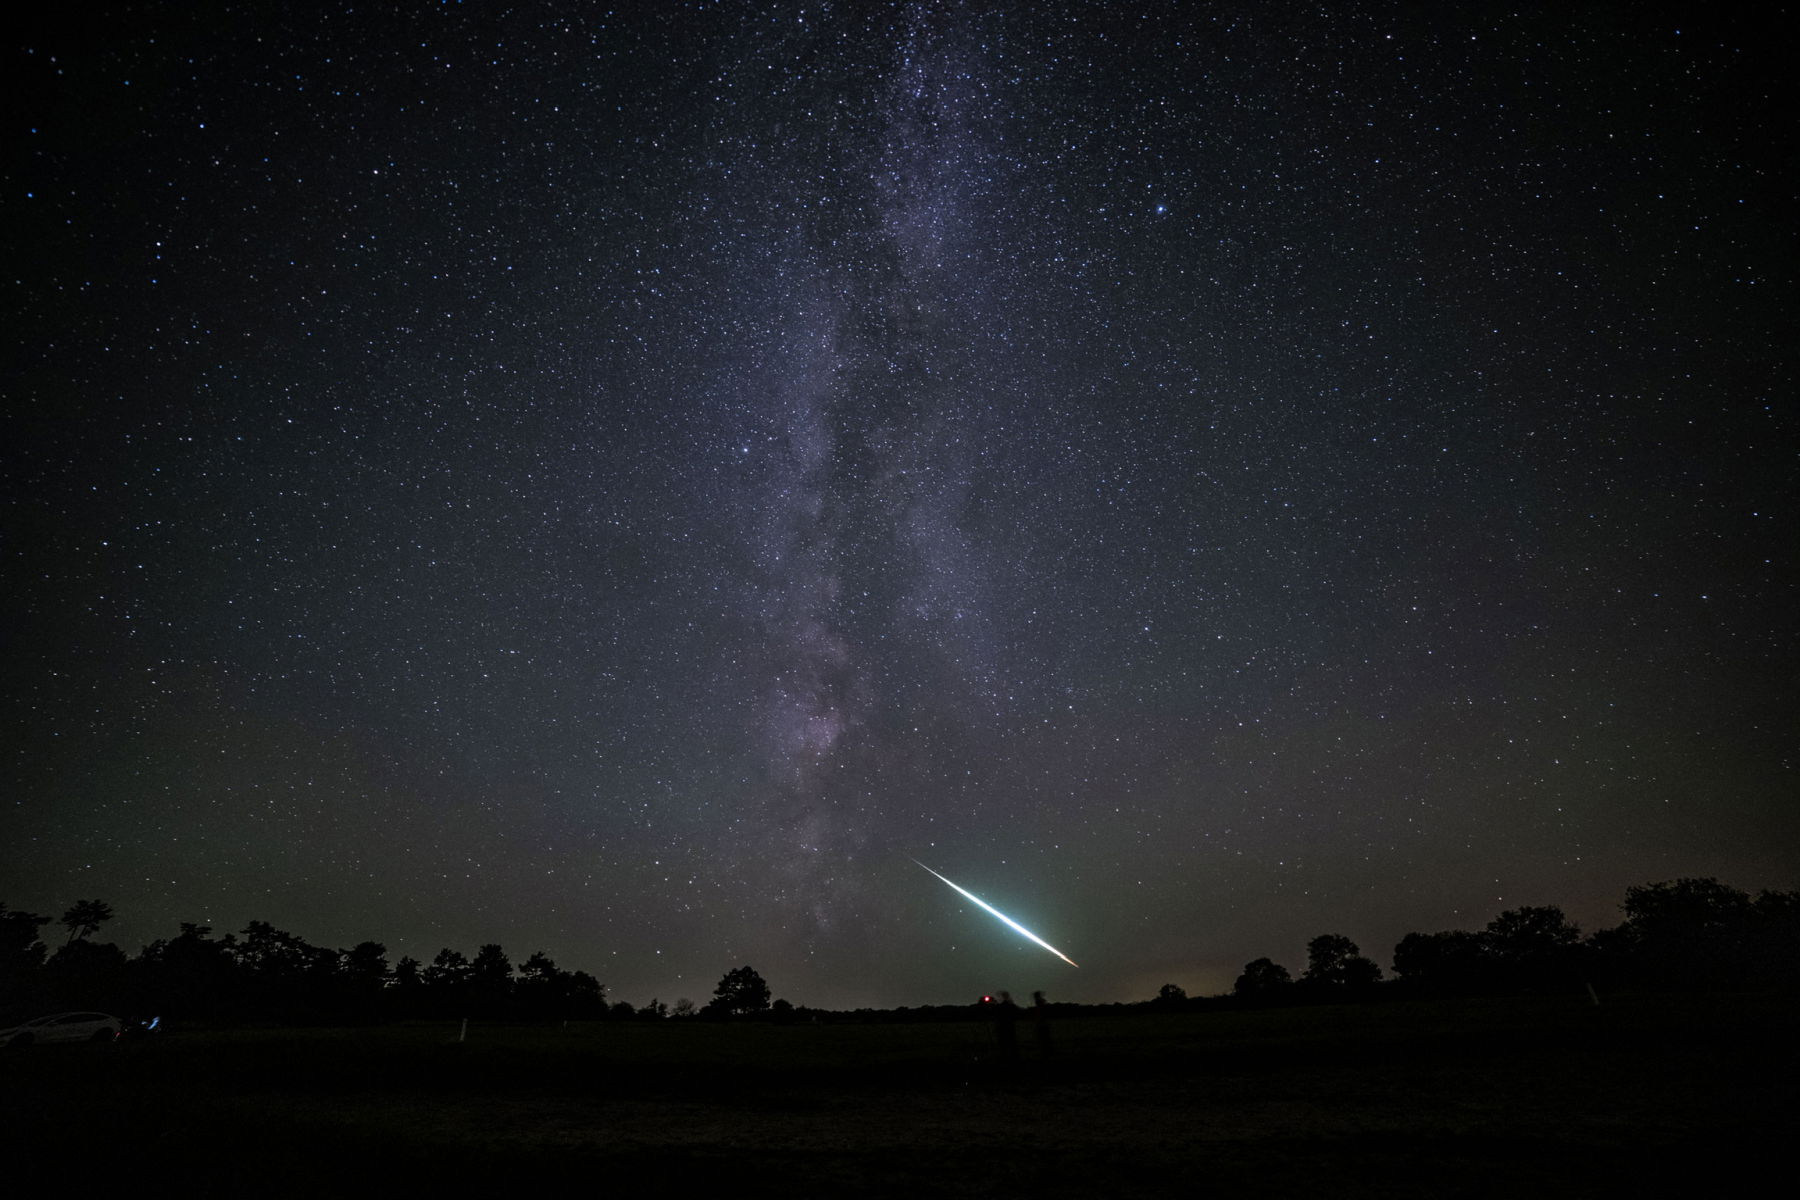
[912,859,1079,967]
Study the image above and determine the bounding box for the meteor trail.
[912,859,1079,967]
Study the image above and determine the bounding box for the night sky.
[6,2,1793,1011]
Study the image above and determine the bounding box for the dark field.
[5,992,1791,1196]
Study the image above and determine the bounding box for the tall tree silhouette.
[391,955,424,1014]
[60,899,114,947]
[423,948,471,1015]
[338,941,389,1020]
[468,944,514,1016]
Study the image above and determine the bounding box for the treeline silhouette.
[1150,876,1798,1012]
[0,905,626,1025]
[4,876,1795,1027]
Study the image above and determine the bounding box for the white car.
[1,1012,121,1047]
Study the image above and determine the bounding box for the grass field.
[4,991,1791,1195]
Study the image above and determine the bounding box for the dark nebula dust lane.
[4,3,1793,1009]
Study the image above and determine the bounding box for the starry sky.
[5,2,1794,1010]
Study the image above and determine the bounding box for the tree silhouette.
[516,950,605,1020]
[566,970,607,1015]
[135,923,242,1021]
[424,947,470,987]
[422,948,471,1014]
[237,921,328,981]
[712,965,771,1016]
[342,941,390,986]
[515,951,559,1017]
[1392,929,1489,990]
[1303,934,1355,981]
[1749,889,1800,986]
[1155,982,1188,1006]
[469,944,512,980]
[45,939,128,1010]
[1340,954,1383,988]
[1618,877,1762,985]
[1,903,51,996]
[1301,934,1382,990]
[519,951,558,980]
[1753,889,1800,921]
[391,955,424,1013]
[1483,906,1580,985]
[337,941,389,1020]
[1234,957,1292,998]
[1623,878,1752,937]
[1486,906,1579,956]
[468,944,514,1016]
[232,921,334,1018]
[60,899,114,946]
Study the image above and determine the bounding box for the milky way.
[718,16,1030,925]
[5,3,1792,1008]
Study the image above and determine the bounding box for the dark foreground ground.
[3,991,1792,1196]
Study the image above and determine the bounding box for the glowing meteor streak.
[912,859,1079,967]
